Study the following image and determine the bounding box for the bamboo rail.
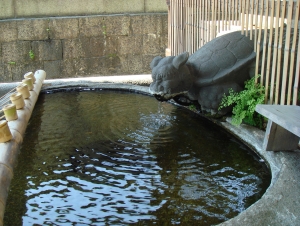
[167,0,300,106]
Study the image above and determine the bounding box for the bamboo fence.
[167,0,300,105]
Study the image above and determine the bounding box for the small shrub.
[29,50,35,60]
[218,76,265,127]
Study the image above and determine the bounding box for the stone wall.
[0,0,167,19]
[0,13,168,82]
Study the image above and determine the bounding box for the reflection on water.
[4,90,271,225]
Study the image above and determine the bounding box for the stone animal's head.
[149,52,194,101]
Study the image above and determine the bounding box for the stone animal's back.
[187,31,256,88]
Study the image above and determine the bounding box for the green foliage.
[102,25,107,36]
[218,76,265,127]
[189,104,197,111]
[29,50,35,60]
[8,61,16,65]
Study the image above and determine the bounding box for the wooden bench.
[255,104,300,151]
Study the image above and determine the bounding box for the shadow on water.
[4,90,271,226]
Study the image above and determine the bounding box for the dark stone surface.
[0,14,167,82]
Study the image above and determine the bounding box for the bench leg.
[263,120,300,151]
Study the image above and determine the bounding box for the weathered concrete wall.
[0,13,168,82]
[0,0,167,19]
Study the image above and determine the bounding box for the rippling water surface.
[4,90,271,225]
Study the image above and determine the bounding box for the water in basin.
[4,90,271,225]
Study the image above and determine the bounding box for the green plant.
[7,61,16,65]
[218,76,265,127]
[102,25,107,36]
[29,50,35,60]
[189,104,197,111]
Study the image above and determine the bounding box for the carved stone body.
[149,31,258,115]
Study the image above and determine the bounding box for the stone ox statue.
[149,31,257,115]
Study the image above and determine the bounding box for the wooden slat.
[234,0,238,26]
[201,0,205,46]
[254,0,259,52]
[270,0,283,104]
[241,0,245,34]
[275,0,287,104]
[249,0,254,39]
[255,0,264,82]
[224,0,228,31]
[211,0,216,39]
[244,0,249,36]
[264,0,275,103]
[207,0,211,41]
[293,25,300,105]
[287,0,299,105]
[280,1,294,105]
[217,0,220,33]
[260,0,269,91]
[221,0,225,31]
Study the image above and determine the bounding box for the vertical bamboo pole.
[275,0,287,104]
[196,0,199,51]
[212,0,216,39]
[264,0,275,103]
[180,0,183,54]
[195,0,199,50]
[254,0,259,52]
[241,0,245,34]
[249,0,254,39]
[270,0,282,104]
[169,0,172,55]
[293,27,300,105]
[186,0,189,53]
[260,0,269,90]
[255,0,264,83]
[175,0,178,55]
[195,0,197,52]
[190,0,193,53]
[207,0,211,41]
[234,0,238,26]
[245,0,249,36]
[222,0,225,31]
[201,0,205,46]
[228,0,232,27]
[218,0,221,33]
[225,0,228,31]
[177,0,179,54]
[287,0,299,105]
[280,1,294,105]
[172,0,175,55]
[231,0,234,27]
[191,0,193,52]
[204,0,208,43]
[192,0,195,53]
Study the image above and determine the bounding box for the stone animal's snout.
[149,52,194,101]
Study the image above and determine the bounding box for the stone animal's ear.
[150,56,163,69]
[172,52,189,69]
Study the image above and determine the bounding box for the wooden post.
[280,1,294,105]
[270,0,282,104]
[287,0,299,105]
[275,0,287,104]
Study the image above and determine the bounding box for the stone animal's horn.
[150,56,163,69]
[172,52,189,69]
